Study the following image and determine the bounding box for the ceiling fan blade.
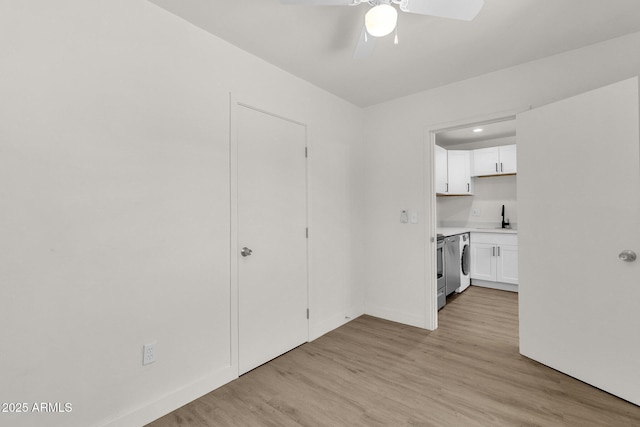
[353,25,375,59]
[281,0,359,5]
[399,0,484,21]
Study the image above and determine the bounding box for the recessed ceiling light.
[473,128,483,133]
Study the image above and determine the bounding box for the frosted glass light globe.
[365,4,398,37]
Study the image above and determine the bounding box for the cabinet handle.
[495,163,498,172]
[446,183,448,193]
[497,246,501,256]
[501,162,504,172]
[492,246,495,257]
[467,183,470,192]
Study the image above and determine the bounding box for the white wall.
[437,175,517,228]
[5,2,640,424]
[0,1,363,426]
[361,31,640,328]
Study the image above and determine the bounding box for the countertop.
[438,226,518,236]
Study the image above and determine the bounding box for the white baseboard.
[309,307,363,341]
[364,305,426,329]
[102,307,369,426]
[471,280,518,293]
[309,314,344,341]
[101,365,237,427]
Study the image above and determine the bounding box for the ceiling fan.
[281,0,484,58]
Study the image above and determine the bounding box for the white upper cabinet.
[472,147,500,176]
[498,144,517,174]
[435,147,473,195]
[435,145,448,194]
[472,144,517,176]
[447,150,473,195]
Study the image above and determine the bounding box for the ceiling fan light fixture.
[365,4,398,37]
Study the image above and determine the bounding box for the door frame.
[423,108,526,330]
[229,93,310,375]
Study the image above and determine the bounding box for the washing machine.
[457,233,471,293]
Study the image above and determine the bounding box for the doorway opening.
[426,115,518,328]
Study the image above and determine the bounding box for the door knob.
[241,247,253,257]
[618,250,637,262]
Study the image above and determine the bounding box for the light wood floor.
[147,286,640,426]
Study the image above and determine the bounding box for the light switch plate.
[471,208,481,217]
[410,212,418,224]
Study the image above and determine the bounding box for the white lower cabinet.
[496,244,518,284]
[470,232,518,291]
[470,242,497,281]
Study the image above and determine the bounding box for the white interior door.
[517,77,640,405]
[236,105,308,375]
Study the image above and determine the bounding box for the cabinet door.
[435,145,448,194]
[470,242,496,281]
[447,150,472,194]
[499,145,517,174]
[496,244,518,284]
[472,147,500,176]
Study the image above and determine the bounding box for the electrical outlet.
[143,342,156,365]
[471,208,481,217]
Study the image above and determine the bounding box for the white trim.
[101,365,237,427]
[423,107,528,136]
[423,128,438,331]
[229,93,239,374]
[365,304,426,329]
[235,101,308,127]
[471,281,519,293]
[305,124,311,343]
[309,313,354,341]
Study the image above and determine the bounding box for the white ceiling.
[437,118,515,147]
[148,0,640,107]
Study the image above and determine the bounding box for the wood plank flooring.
[147,286,640,426]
